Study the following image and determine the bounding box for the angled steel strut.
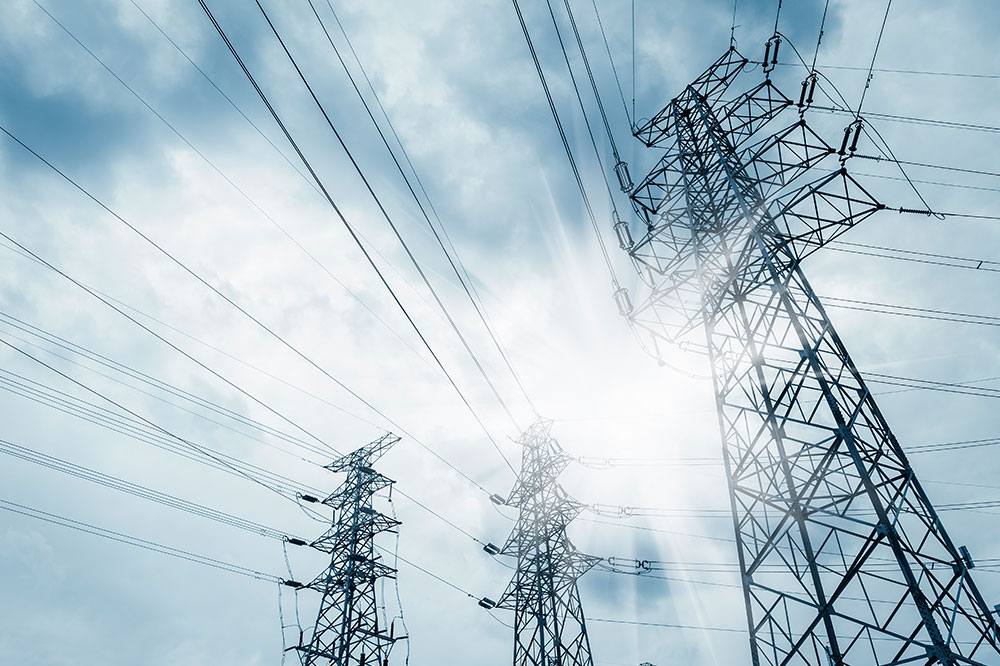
[622,47,1000,666]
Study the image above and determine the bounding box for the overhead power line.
[0,315,335,463]
[509,0,623,293]
[198,0,516,473]
[589,0,632,127]
[33,0,432,368]
[0,337,313,501]
[773,61,1000,80]
[0,241,498,496]
[0,438,290,541]
[0,366,320,496]
[0,126,342,456]
[253,0,523,441]
[308,0,539,417]
[0,497,280,582]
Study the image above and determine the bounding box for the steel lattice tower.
[620,47,1000,665]
[495,419,601,666]
[298,433,401,666]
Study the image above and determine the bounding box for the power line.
[0,337,316,501]
[822,294,1000,328]
[3,117,506,494]
[125,0,313,188]
[0,496,280,582]
[559,0,623,165]
[322,1,540,420]
[0,354,505,571]
[0,126,344,456]
[774,61,1000,80]
[0,438,290,541]
[0,366,320,494]
[253,0,523,442]
[809,0,830,72]
[0,239,496,500]
[854,0,892,118]
[854,153,1000,180]
[306,0,538,418]
[509,0,622,290]
[0,314,336,462]
[589,0,632,127]
[586,617,745,633]
[198,0,516,473]
[33,0,432,368]
[0,239,389,433]
[0,318,504,549]
[542,0,623,212]
[831,240,1000,271]
[814,105,1000,136]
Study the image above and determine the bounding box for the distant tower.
[298,433,402,666]
[495,419,600,666]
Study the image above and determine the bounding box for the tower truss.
[496,419,601,666]
[621,47,1000,665]
[298,433,402,666]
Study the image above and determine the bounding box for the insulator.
[360,653,366,666]
[358,465,376,475]
[614,286,633,317]
[390,619,395,639]
[763,35,780,73]
[849,120,862,153]
[286,537,308,547]
[282,580,305,589]
[613,212,633,250]
[614,160,633,192]
[359,506,377,515]
[838,124,852,155]
[300,494,320,503]
[489,493,506,505]
[807,76,817,104]
[483,542,500,555]
[478,597,497,610]
[961,545,976,569]
[797,79,809,108]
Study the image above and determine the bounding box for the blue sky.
[1,1,1000,664]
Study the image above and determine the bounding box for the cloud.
[0,1,998,665]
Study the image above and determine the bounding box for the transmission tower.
[618,46,1000,665]
[296,433,402,666]
[492,418,600,666]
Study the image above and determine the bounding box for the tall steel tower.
[297,433,402,666]
[620,47,1000,665]
[494,419,600,666]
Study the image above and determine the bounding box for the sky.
[1,0,1000,664]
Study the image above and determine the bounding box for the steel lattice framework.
[496,419,601,666]
[298,434,401,666]
[621,47,1000,665]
